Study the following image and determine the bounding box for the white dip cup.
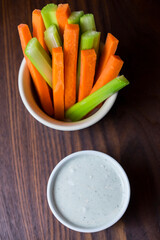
[47,150,130,233]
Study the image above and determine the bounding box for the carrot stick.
[64,23,79,110]
[56,4,71,37]
[96,33,119,79]
[52,47,64,120]
[18,24,54,116]
[32,9,48,53]
[78,49,97,102]
[90,55,124,94]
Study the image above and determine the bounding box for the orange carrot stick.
[32,9,48,53]
[56,3,71,37]
[96,33,119,79]
[64,23,79,110]
[90,55,124,94]
[52,47,64,120]
[78,49,97,101]
[18,24,54,116]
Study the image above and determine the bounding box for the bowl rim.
[47,150,131,233]
[18,58,118,131]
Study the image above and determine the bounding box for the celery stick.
[44,24,62,53]
[41,3,58,29]
[77,30,101,85]
[68,11,84,24]
[80,30,100,54]
[66,76,129,121]
[25,38,52,88]
[80,14,96,33]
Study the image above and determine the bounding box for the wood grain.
[0,0,160,239]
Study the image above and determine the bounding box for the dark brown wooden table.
[1,0,160,239]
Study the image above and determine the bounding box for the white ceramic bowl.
[18,58,118,131]
[47,151,130,233]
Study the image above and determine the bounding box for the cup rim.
[47,150,130,233]
[18,58,118,131]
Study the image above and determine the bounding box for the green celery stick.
[41,3,58,29]
[68,11,84,24]
[80,14,96,33]
[44,24,62,53]
[66,76,129,121]
[80,30,100,54]
[77,30,101,86]
[25,38,52,88]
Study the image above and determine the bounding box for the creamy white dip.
[53,154,125,229]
